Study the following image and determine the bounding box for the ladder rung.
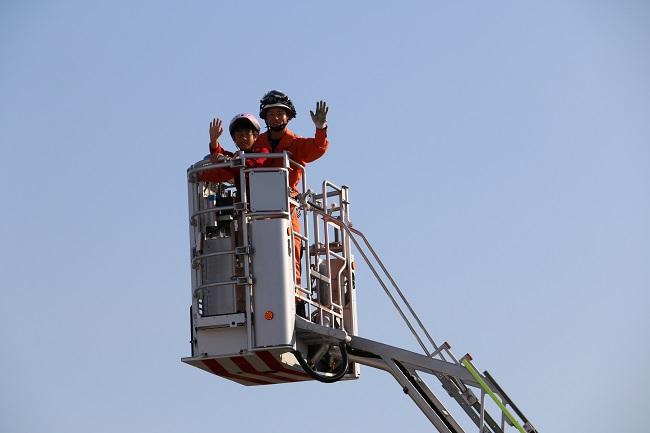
[310,269,331,284]
[483,370,536,432]
[462,358,529,433]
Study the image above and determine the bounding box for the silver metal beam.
[349,336,478,386]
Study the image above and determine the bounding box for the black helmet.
[259,90,297,120]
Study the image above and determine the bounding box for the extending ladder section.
[301,195,539,433]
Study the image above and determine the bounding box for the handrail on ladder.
[322,202,539,433]
[307,204,454,363]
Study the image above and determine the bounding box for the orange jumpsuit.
[251,128,329,284]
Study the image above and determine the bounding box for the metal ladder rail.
[461,359,537,433]
[349,336,516,433]
[436,367,517,433]
[311,185,509,433]
[322,183,354,326]
[297,314,512,433]
[305,205,471,367]
[301,184,356,333]
[296,317,480,433]
[347,225,451,360]
[307,186,347,326]
[347,335,505,433]
[306,205,446,359]
[344,227,523,433]
[288,155,345,326]
[306,206,528,433]
[483,371,537,433]
[308,191,454,364]
[307,203,473,379]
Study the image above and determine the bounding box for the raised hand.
[209,118,224,144]
[310,100,329,129]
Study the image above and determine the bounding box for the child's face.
[233,128,258,150]
[265,107,289,129]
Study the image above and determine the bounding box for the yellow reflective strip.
[461,359,527,433]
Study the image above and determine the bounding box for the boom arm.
[296,317,536,433]
[301,197,539,433]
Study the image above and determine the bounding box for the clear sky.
[1,1,648,432]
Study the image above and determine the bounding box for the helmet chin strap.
[268,122,287,132]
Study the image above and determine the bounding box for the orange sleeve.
[199,166,236,183]
[287,128,328,164]
[200,146,271,183]
[199,140,239,182]
[250,134,273,167]
[245,146,270,168]
[209,140,235,158]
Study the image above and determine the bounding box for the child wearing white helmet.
[200,113,267,183]
[208,113,261,155]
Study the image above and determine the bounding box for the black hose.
[293,342,349,383]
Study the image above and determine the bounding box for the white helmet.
[228,113,261,139]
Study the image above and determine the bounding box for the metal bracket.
[235,245,252,256]
[236,276,253,285]
[230,158,245,168]
[234,202,247,211]
[461,389,478,405]
[310,268,331,284]
[524,422,538,433]
[430,341,451,358]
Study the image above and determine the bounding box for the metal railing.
[187,152,353,345]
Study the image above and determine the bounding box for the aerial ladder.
[182,152,539,433]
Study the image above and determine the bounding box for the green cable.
[461,358,527,433]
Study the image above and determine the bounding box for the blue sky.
[1,1,648,432]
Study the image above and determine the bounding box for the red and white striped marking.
[187,350,311,386]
